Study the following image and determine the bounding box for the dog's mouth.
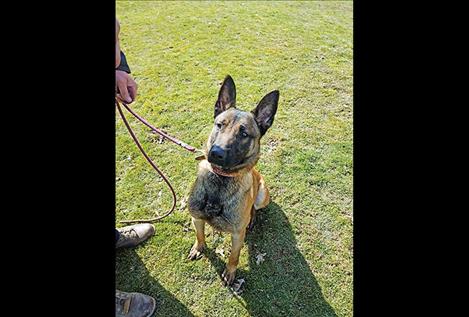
[210,164,238,177]
[208,154,254,174]
[208,161,238,173]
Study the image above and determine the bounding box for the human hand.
[116,70,137,104]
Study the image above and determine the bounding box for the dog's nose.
[208,145,226,165]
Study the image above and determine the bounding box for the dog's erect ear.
[214,75,236,118]
[252,90,279,136]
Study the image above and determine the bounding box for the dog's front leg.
[222,228,246,286]
[188,217,206,260]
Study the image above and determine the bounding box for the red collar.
[210,164,239,177]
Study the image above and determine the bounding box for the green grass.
[116,1,352,316]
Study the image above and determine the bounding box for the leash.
[115,98,202,224]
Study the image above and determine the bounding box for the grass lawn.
[116,1,352,316]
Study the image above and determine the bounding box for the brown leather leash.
[115,99,203,224]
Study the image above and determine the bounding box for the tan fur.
[188,160,270,285]
[187,75,278,286]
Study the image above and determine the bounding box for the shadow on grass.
[116,248,195,317]
[205,201,338,317]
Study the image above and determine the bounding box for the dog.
[187,75,279,286]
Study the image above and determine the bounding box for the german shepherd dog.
[188,75,279,286]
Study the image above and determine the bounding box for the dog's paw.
[187,243,205,260]
[221,267,236,286]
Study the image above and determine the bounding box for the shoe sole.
[147,297,157,317]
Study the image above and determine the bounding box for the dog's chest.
[189,167,253,232]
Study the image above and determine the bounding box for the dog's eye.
[216,123,222,129]
[239,126,249,137]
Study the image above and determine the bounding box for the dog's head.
[206,75,279,172]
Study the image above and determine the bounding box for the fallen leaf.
[182,221,192,232]
[231,278,245,295]
[215,247,225,258]
[256,253,267,265]
[179,196,188,211]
